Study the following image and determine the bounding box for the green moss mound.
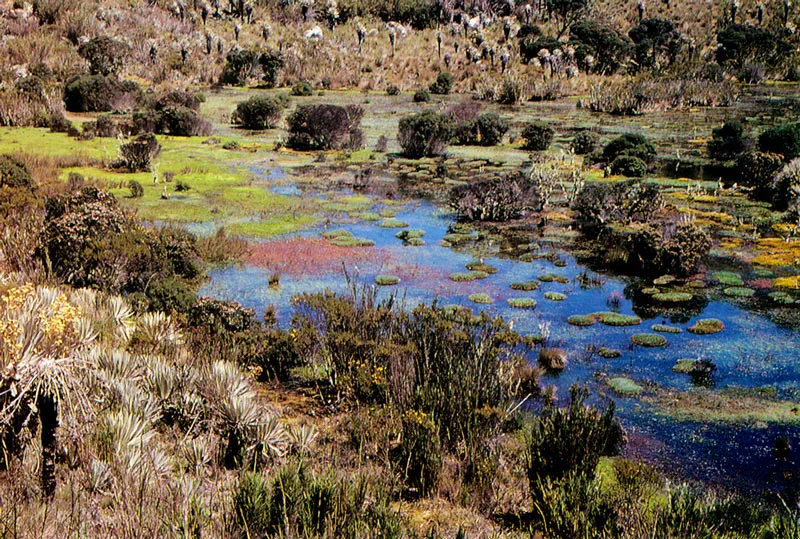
[567,315,596,326]
[713,271,744,287]
[724,286,755,298]
[543,292,567,301]
[653,275,676,286]
[652,324,682,334]
[442,233,475,244]
[672,359,697,374]
[524,334,544,346]
[539,273,570,284]
[374,275,400,286]
[652,292,694,303]
[592,312,642,327]
[641,287,660,295]
[687,319,725,335]
[598,347,621,359]
[608,377,643,396]
[507,298,537,309]
[468,293,492,304]
[510,281,539,291]
[769,291,795,305]
[329,236,375,247]
[406,238,425,246]
[465,261,498,274]
[631,333,668,347]
[396,229,425,241]
[356,212,381,221]
[379,218,409,228]
[322,229,352,239]
[449,271,489,282]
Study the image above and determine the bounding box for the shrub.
[573,180,663,230]
[386,85,400,96]
[291,80,313,96]
[658,223,711,277]
[771,159,800,211]
[77,36,128,76]
[716,24,793,70]
[63,75,141,113]
[232,96,287,130]
[429,72,453,95]
[736,151,784,199]
[610,155,647,177]
[739,63,766,84]
[119,134,161,172]
[397,111,454,158]
[232,472,272,537]
[571,131,599,154]
[520,34,563,63]
[569,19,632,74]
[259,50,284,88]
[449,174,541,221]
[521,122,554,151]
[146,275,197,313]
[86,114,118,137]
[527,385,624,484]
[0,155,34,190]
[48,112,73,133]
[157,106,213,137]
[154,90,202,112]
[219,49,260,86]
[391,410,442,496]
[452,112,508,146]
[628,18,682,71]
[759,122,800,161]
[128,179,144,198]
[412,88,431,102]
[708,121,749,160]
[602,133,656,163]
[286,104,364,151]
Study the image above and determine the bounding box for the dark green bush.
[759,122,800,160]
[48,112,73,133]
[449,174,539,221]
[258,50,285,88]
[602,133,656,163]
[291,80,314,96]
[156,106,213,136]
[521,122,554,151]
[286,104,364,151]
[63,75,141,113]
[154,89,202,112]
[452,112,508,146]
[716,24,793,70]
[390,410,442,497]
[610,155,647,177]
[386,85,400,96]
[571,131,599,154]
[119,134,161,171]
[628,18,682,71]
[771,159,800,211]
[412,88,431,102]
[232,96,287,130]
[658,223,712,277]
[145,275,197,313]
[573,180,663,230]
[78,36,128,76]
[128,179,144,198]
[569,19,632,74]
[219,49,260,86]
[429,72,453,95]
[708,121,749,160]
[0,155,34,190]
[520,35,563,63]
[397,111,454,158]
[736,151,784,199]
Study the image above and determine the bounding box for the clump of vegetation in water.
[688,319,725,335]
[630,333,668,347]
[568,315,596,326]
[544,292,567,301]
[374,275,400,286]
[652,292,694,303]
[449,271,489,282]
[598,347,622,358]
[468,293,492,304]
[379,218,409,228]
[724,286,756,298]
[511,281,540,291]
[508,298,537,309]
[652,324,682,334]
[593,312,641,326]
[538,347,567,371]
[713,271,744,287]
[607,377,644,396]
[465,260,498,274]
[539,273,570,284]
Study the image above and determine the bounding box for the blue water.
[200,177,800,493]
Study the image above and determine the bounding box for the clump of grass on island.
[608,377,644,396]
[688,318,725,335]
[449,271,489,282]
[631,333,668,347]
[653,275,676,286]
[507,298,537,309]
[396,229,425,241]
[524,334,544,346]
[468,293,492,304]
[511,281,539,291]
[652,324,682,334]
[598,347,622,358]
[652,292,694,303]
[768,291,795,304]
[322,229,352,240]
[442,232,476,244]
[538,347,567,372]
[539,273,570,284]
[379,218,409,228]
[568,315,596,327]
[374,275,400,286]
[355,212,381,221]
[592,312,641,327]
[465,261,498,274]
[329,236,375,247]
[543,292,566,301]
[713,271,744,287]
[641,287,660,295]
[724,287,755,298]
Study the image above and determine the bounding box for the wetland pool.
[199,174,800,495]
